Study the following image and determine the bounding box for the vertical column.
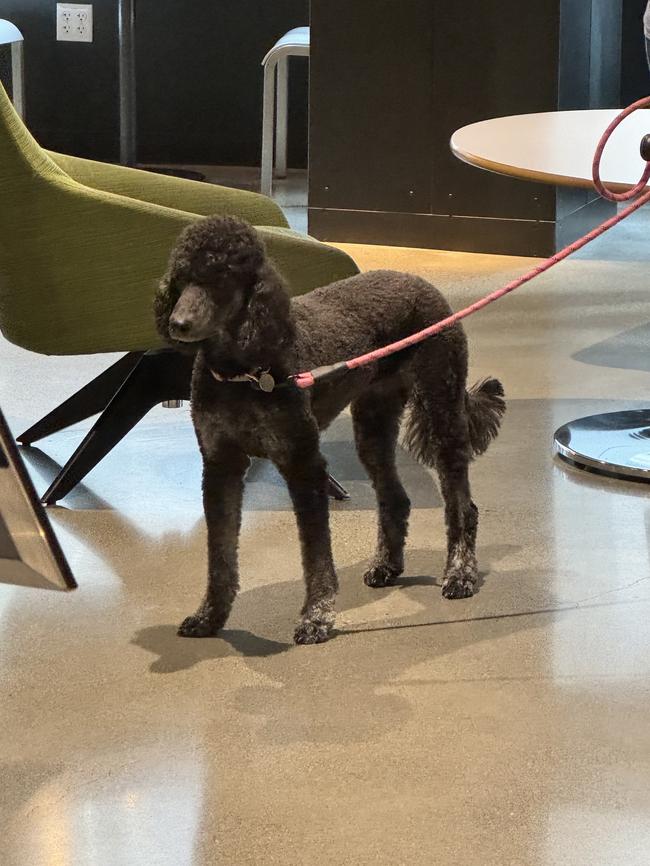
[118,0,136,165]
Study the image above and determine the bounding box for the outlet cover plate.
[57,4,93,43]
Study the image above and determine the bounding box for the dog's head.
[155,216,270,348]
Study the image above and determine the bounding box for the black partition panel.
[309,0,434,217]
[309,0,623,256]
[427,0,559,224]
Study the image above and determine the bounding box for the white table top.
[450,109,650,192]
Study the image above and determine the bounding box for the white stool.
[0,20,24,120]
[260,26,310,198]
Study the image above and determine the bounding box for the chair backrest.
[0,79,61,180]
[0,81,195,357]
[0,81,90,352]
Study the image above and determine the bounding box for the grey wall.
[0,0,308,165]
[135,0,308,166]
[0,0,118,160]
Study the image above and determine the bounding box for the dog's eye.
[193,255,226,282]
[210,252,229,263]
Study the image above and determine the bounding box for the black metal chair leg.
[41,351,193,505]
[327,474,350,501]
[17,352,145,445]
[22,346,349,505]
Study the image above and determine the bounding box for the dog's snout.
[169,315,192,337]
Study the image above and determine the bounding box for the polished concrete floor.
[2,206,650,865]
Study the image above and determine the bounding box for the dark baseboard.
[309,195,616,257]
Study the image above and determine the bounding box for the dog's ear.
[154,221,201,348]
[153,266,199,355]
[153,268,179,345]
[238,262,295,360]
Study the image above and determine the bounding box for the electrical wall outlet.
[57,4,93,43]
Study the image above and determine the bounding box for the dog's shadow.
[134,545,525,671]
[244,414,443,511]
[134,625,290,674]
[396,570,487,591]
[133,547,565,744]
[131,545,564,745]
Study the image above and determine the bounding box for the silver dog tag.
[258,372,275,393]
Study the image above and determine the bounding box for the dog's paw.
[363,563,401,588]
[294,620,332,645]
[441,569,476,599]
[177,614,224,638]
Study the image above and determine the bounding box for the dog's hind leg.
[351,387,410,588]
[178,446,250,637]
[274,429,339,645]
[414,391,479,599]
[404,373,480,599]
[436,431,479,600]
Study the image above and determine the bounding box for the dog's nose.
[169,316,192,337]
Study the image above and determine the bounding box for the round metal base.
[554,409,650,482]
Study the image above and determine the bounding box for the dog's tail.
[465,378,506,457]
[404,377,505,466]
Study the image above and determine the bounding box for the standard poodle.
[154,216,505,644]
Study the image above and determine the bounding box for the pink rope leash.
[292,97,650,390]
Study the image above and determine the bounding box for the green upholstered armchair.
[0,82,359,503]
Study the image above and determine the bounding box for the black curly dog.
[154,216,505,644]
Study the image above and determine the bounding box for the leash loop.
[592,95,650,202]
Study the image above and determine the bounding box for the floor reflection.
[4,753,204,866]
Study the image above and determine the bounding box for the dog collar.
[209,367,284,393]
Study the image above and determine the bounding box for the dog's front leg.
[178,448,250,637]
[276,449,339,645]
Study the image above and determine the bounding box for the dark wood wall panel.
[309,0,623,254]
[429,1,559,222]
[309,0,435,214]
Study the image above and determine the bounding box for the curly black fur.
[156,215,506,644]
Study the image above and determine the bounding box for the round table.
[451,109,650,483]
[451,109,650,193]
